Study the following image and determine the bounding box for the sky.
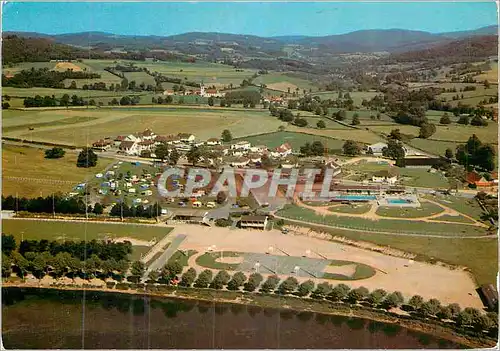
[2,2,498,37]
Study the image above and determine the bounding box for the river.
[2,288,464,349]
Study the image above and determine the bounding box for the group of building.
[162,84,225,98]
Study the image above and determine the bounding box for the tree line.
[2,235,131,280]
[3,68,100,89]
[1,195,97,215]
[109,202,163,219]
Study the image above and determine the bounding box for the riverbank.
[2,283,495,348]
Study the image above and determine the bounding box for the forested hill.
[2,35,89,64]
[388,35,498,63]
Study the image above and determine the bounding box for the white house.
[248,154,262,163]
[231,141,251,150]
[371,169,399,184]
[137,129,156,140]
[250,145,268,153]
[119,140,140,155]
[206,138,221,146]
[229,157,249,168]
[178,133,196,143]
[124,134,139,142]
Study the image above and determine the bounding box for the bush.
[194,269,213,288]
[244,273,264,292]
[260,275,280,293]
[45,147,66,159]
[215,218,232,227]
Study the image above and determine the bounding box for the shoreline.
[2,282,495,349]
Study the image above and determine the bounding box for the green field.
[123,71,156,86]
[132,61,257,88]
[375,202,444,218]
[344,161,450,188]
[329,204,372,214]
[422,195,486,221]
[253,72,318,93]
[4,106,284,146]
[429,214,476,224]
[237,131,346,152]
[2,144,114,198]
[278,205,487,236]
[314,91,380,107]
[2,219,173,242]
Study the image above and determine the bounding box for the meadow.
[2,219,172,242]
[2,144,114,198]
[4,106,285,146]
[473,61,498,83]
[237,131,346,152]
[253,72,318,93]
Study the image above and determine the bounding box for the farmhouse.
[136,129,156,140]
[163,90,175,96]
[239,215,268,229]
[466,171,493,187]
[206,138,221,146]
[92,139,113,151]
[372,168,399,185]
[178,133,196,143]
[272,143,293,158]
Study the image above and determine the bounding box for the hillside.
[389,35,498,63]
[2,35,88,64]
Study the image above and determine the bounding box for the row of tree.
[23,94,86,108]
[3,68,100,89]
[109,202,163,219]
[1,195,97,215]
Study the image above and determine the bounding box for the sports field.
[2,144,114,198]
[4,107,284,146]
[2,219,172,242]
[195,251,376,281]
[170,224,484,308]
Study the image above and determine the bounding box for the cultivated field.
[4,107,285,146]
[170,224,484,308]
[132,61,257,88]
[253,73,318,93]
[2,144,114,197]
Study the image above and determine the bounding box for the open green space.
[312,91,380,106]
[429,214,476,224]
[278,205,487,236]
[329,204,372,215]
[322,261,377,281]
[375,202,444,218]
[167,250,198,267]
[123,71,156,86]
[2,144,114,198]
[2,219,173,242]
[129,246,152,262]
[237,131,345,152]
[253,72,318,93]
[422,195,485,221]
[5,107,283,146]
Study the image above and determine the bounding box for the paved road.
[142,234,186,281]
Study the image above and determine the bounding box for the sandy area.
[323,264,357,277]
[113,236,153,247]
[215,256,244,264]
[54,62,82,71]
[171,224,483,308]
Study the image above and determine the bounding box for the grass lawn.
[8,107,283,146]
[196,251,241,270]
[288,221,497,286]
[429,214,476,224]
[278,205,487,236]
[287,126,383,145]
[167,249,199,266]
[238,131,346,153]
[375,202,444,218]
[322,261,376,281]
[423,195,485,220]
[329,204,372,215]
[129,246,152,262]
[2,144,114,198]
[407,138,459,157]
[2,219,173,242]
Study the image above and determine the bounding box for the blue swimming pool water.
[387,198,411,204]
[332,195,376,201]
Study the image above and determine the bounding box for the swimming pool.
[387,198,412,204]
[331,195,377,202]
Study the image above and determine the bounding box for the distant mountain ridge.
[4,25,497,54]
